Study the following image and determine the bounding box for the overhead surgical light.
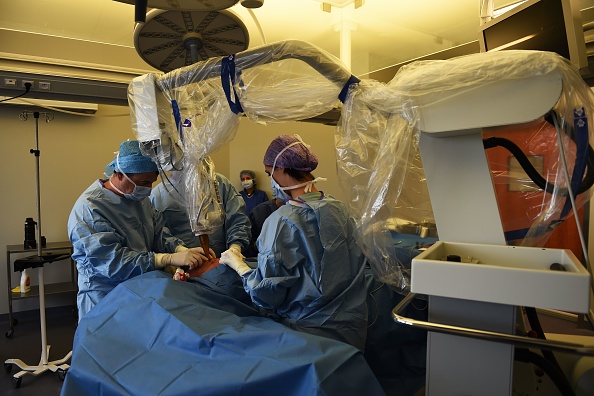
[134,8,249,72]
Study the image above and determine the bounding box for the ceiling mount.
[113,0,241,22]
[134,8,249,72]
[114,0,240,11]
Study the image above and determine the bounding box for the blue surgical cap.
[105,140,158,175]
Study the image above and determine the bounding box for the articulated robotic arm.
[127,40,357,254]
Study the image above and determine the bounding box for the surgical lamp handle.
[393,292,594,356]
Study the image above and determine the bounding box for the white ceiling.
[1,0,594,77]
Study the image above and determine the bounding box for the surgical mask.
[270,176,292,202]
[269,137,326,202]
[110,152,152,201]
[242,180,254,189]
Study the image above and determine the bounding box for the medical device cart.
[5,241,76,339]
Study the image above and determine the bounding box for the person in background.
[243,193,283,257]
[150,172,251,258]
[239,170,268,215]
[220,135,368,350]
[68,140,210,320]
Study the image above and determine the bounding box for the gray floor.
[0,307,77,395]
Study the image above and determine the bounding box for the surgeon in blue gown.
[150,172,251,257]
[68,140,209,320]
[220,134,368,350]
[151,171,252,302]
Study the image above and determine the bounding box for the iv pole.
[4,111,72,388]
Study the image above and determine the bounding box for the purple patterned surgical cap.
[263,135,318,172]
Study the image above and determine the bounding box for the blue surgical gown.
[150,173,251,256]
[244,192,368,350]
[68,180,184,319]
[240,189,269,215]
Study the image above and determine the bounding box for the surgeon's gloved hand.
[188,246,216,261]
[220,248,252,276]
[155,250,203,270]
[228,244,243,258]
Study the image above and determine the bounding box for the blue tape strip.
[221,55,244,114]
[560,107,588,218]
[504,220,560,243]
[338,75,360,103]
[171,99,184,143]
[504,228,529,242]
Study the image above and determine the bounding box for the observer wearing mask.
[220,135,368,350]
[68,140,209,320]
[239,169,268,215]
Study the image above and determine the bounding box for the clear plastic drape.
[128,40,353,235]
[129,42,594,295]
[337,50,594,293]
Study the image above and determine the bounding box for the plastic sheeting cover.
[128,40,352,235]
[129,41,594,296]
[337,50,594,293]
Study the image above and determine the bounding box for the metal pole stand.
[3,111,72,388]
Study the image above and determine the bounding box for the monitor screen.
[479,0,588,74]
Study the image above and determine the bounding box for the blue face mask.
[111,172,152,201]
[125,182,152,201]
[270,175,292,202]
[111,153,153,201]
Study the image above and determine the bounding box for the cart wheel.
[5,329,13,339]
[13,377,21,388]
[57,368,67,380]
[4,363,12,374]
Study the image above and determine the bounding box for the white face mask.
[242,179,254,189]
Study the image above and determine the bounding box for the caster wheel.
[5,329,13,339]
[4,363,12,374]
[57,369,67,380]
[13,377,21,388]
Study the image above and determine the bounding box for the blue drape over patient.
[61,271,386,396]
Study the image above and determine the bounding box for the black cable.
[483,136,554,193]
[483,112,594,195]
[515,348,575,396]
[0,82,32,103]
[525,307,564,375]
